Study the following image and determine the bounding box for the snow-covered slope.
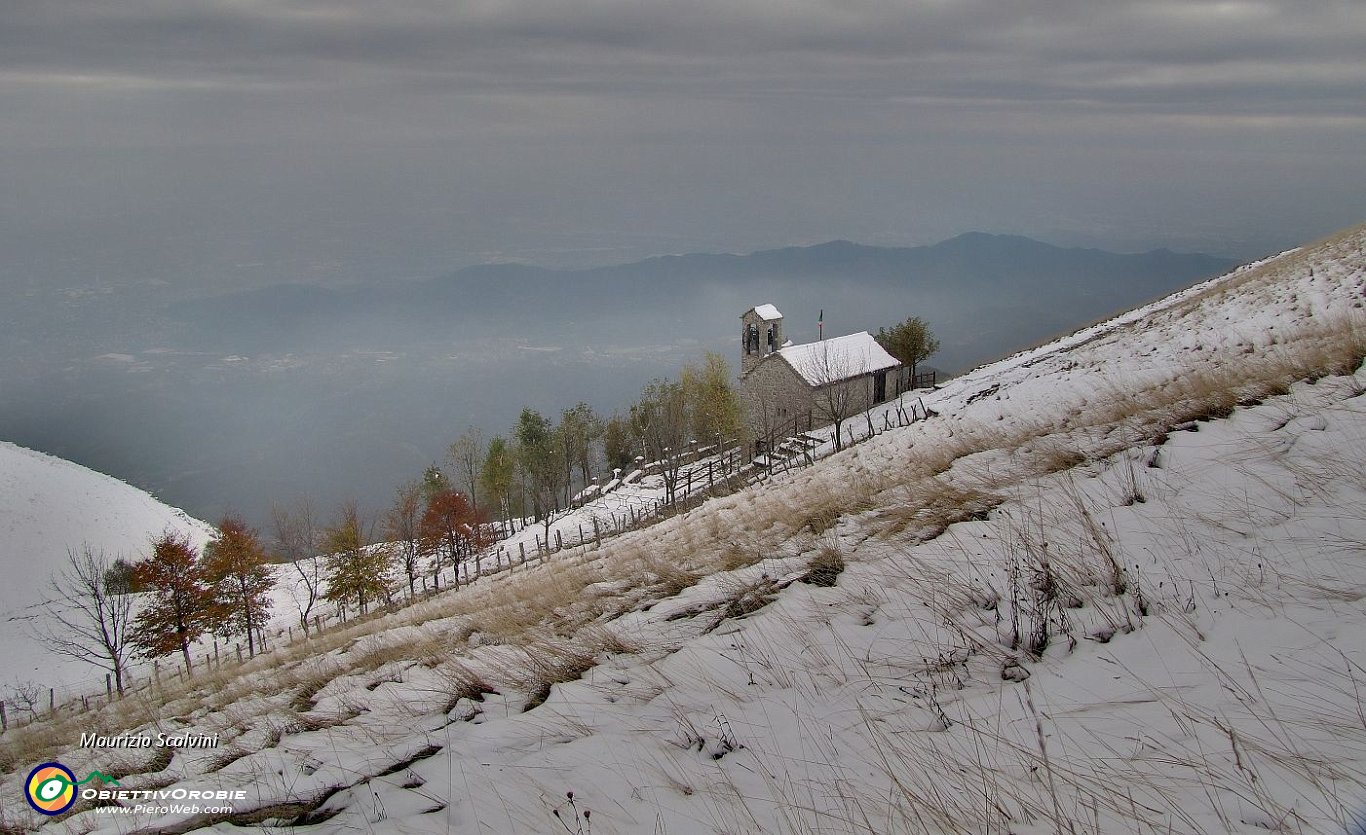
[3,224,1365,834]
[0,442,213,689]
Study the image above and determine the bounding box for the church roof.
[778,332,900,386]
[749,304,783,321]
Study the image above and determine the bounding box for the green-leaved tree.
[876,316,940,384]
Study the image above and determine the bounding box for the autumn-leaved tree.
[322,502,391,617]
[132,530,211,673]
[876,316,940,383]
[682,352,744,446]
[201,516,274,658]
[480,435,518,524]
[419,487,487,587]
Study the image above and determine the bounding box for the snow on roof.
[750,304,783,321]
[779,331,900,386]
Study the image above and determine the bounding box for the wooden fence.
[2,390,943,734]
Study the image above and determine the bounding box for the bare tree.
[41,545,135,695]
[384,481,424,599]
[558,403,601,505]
[271,499,322,635]
[631,379,689,503]
[6,681,44,720]
[795,341,865,451]
[446,428,485,513]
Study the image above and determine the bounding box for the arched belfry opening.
[740,304,784,375]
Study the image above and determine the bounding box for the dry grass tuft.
[503,640,601,711]
[877,479,1003,541]
[709,576,782,629]
[800,543,846,587]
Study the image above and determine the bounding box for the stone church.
[738,304,906,439]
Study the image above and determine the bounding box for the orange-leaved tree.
[132,530,211,673]
[419,487,489,588]
[201,516,275,658]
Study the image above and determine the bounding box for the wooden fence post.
[236,644,243,663]
[1,701,7,732]
[519,541,526,565]
[49,688,55,715]
[555,530,563,551]
[106,674,113,698]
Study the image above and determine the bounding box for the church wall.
[741,358,814,438]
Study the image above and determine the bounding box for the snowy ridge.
[3,224,1365,833]
[0,442,214,689]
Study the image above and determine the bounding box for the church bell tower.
[740,304,784,375]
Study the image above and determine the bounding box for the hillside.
[1,224,1363,834]
[0,442,214,691]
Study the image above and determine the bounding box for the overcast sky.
[3,0,1364,290]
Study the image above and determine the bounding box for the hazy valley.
[0,234,1233,528]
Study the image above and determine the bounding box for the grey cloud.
[2,0,1362,115]
[0,0,1362,287]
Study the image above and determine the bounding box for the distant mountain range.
[168,234,1237,363]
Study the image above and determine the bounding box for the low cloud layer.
[2,0,1364,284]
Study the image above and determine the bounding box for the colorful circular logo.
[26,762,78,816]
